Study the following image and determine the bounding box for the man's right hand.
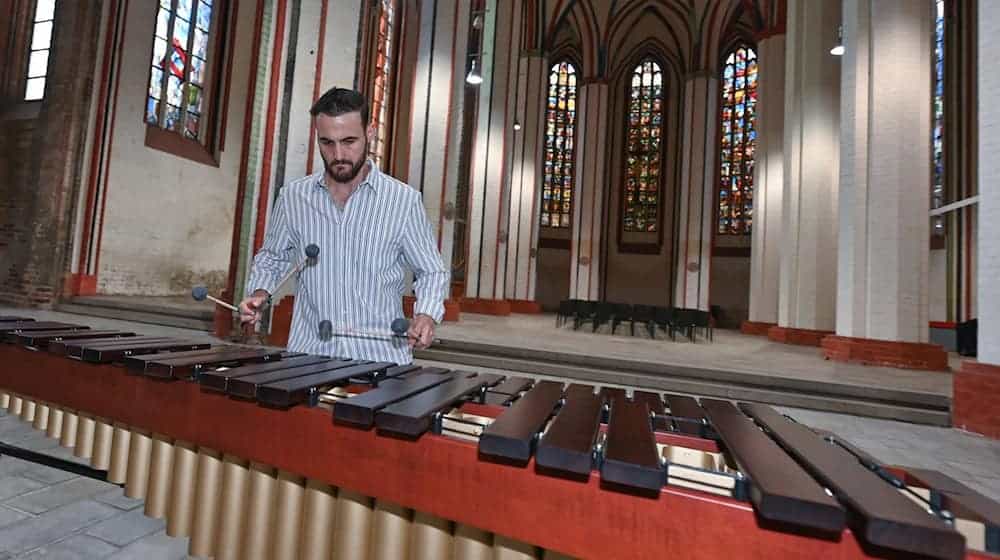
[239,290,270,325]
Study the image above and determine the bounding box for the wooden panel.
[333,372,453,428]
[488,376,533,396]
[375,373,500,437]
[699,399,845,533]
[2,346,995,560]
[227,360,363,400]
[198,355,333,392]
[478,381,564,464]
[536,384,602,476]
[601,398,663,491]
[256,362,396,408]
[738,402,962,559]
[633,390,664,414]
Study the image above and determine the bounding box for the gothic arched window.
[623,58,664,233]
[717,45,758,235]
[541,60,578,229]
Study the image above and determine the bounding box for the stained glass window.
[717,46,757,235]
[145,0,215,140]
[541,61,577,228]
[623,59,664,233]
[24,0,56,101]
[370,0,396,166]
[932,0,945,234]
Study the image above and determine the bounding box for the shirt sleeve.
[401,192,450,323]
[245,191,294,297]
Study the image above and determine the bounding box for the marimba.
[0,316,997,560]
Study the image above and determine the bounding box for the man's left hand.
[407,314,436,350]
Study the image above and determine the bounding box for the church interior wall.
[77,0,257,297]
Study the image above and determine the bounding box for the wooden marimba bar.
[0,316,998,560]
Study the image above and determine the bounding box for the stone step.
[52,303,213,332]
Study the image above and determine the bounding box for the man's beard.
[324,142,368,183]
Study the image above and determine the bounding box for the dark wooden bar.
[0,321,88,335]
[536,384,603,476]
[81,341,212,363]
[145,347,285,379]
[16,329,135,349]
[375,373,500,437]
[738,402,963,559]
[226,360,363,399]
[600,398,663,491]
[699,399,846,533]
[333,371,453,428]
[56,336,177,358]
[198,355,333,391]
[664,393,707,436]
[478,381,564,463]
[256,361,396,408]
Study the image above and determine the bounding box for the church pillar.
[503,53,547,309]
[954,0,999,438]
[462,0,522,313]
[823,0,947,370]
[767,0,840,346]
[742,32,785,335]
[403,0,472,320]
[674,73,718,311]
[568,81,609,302]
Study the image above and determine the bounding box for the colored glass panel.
[717,45,757,234]
[623,58,664,233]
[146,0,215,140]
[540,60,577,228]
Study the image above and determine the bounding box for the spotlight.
[466,59,483,85]
[830,25,844,56]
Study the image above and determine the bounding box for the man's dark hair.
[309,87,370,128]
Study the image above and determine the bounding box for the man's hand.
[407,314,436,350]
[239,290,270,325]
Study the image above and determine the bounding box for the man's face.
[315,111,372,184]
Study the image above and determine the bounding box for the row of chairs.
[555,299,713,341]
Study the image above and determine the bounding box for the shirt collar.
[315,159,379,192]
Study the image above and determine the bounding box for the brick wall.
[0,1,105,307]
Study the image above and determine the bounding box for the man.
[239,87,449,364]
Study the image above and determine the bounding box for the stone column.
[823,0,947,370]
[767,0,840,346]
[503,53,547,309]
[402,0,471,320]
[674,73,718,311]
[463,0,521,313]
[567,81,609,302]
[954,0,999,438]
[742,32,785,335]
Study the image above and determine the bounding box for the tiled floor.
[1,305,998,558]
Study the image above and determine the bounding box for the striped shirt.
[246,160,449,364]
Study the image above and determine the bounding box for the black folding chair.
[673,308,698,341]
[610,303,633,335]
[573,301,597,330]
[556,300,574,327]
[630,304,656,338]
[653,306,676,340]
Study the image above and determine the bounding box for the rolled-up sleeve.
[401,193,449,323]
[245,191,294,297]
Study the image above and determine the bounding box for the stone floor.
[1,305,999,557]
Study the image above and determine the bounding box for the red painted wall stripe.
[306,0,329,174]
